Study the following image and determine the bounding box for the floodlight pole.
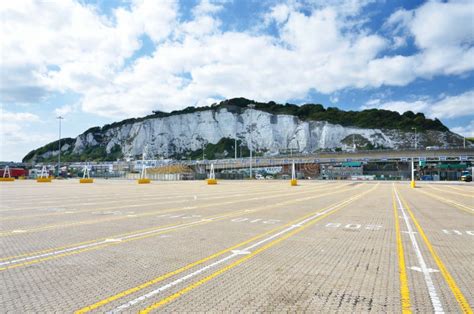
[412,127,417,150]
[235,121,238,160]
[235,138,237,160]
[248,104,255,179]
[57,116,64,177]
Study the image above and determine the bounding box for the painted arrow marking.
[410,266,439,273]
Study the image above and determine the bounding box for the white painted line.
[394,187,444,314]
[11,230,26,233]
[104,239,123,243]
[109,193,363,313]
[0,220,205,267]
[231,250,251,255]
[109,253,237,313]
[410,266,439,273]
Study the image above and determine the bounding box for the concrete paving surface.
[0,179,473,313]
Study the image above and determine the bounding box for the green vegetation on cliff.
[23,97,450,162]
[95,97,448,134]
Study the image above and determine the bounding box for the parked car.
[461,171,472,182]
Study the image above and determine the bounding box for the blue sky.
[1,0,473,161]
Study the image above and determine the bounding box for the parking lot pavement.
[395,184,473,313]
[0,180,472,313]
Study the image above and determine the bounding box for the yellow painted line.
[392,188,411,314]
[427,185,474,198]
[415,188,473,215]
[77,184,377,313]
[0,184,310,216]
[0,184,361,270]
[0,183,347,237]
[0,183,352,262]
[137,186,377,313]
[0,184,306,218]
[75,224,284,314]
[0,182,329,210]
[398,192,473,314]
[0,221,208,271]
[447,186,473,193]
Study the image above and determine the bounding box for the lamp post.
[412,127,417,150]
[235,121,238,160]
[248,104,255,179]
[57,116,64,177]
[411,127,416,188]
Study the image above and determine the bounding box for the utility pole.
[57,116,64,177]
[412,127,417,150]
[248,104,255,179]
[235,120,238,160]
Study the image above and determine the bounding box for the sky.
[1,0,473,161]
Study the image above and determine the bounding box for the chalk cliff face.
[23,101,465,162]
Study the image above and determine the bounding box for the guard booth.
[417,162,469,181]
[437,163,468,181]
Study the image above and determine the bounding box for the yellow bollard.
[138,178,151,184]
[410,180,416,188]
[79,178,94,183]
[207,178,217,185]
[37,177,52,183]
[0,177,15,182]
[290,179,298,186]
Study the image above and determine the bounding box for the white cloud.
[0,109,53,161]
[451,120,474,138]
[265,4,292,24]
[54,104,78,117]
[429,91,474,119]
[386,0,474,77]
[0,109,40,122]
[0,0,178,103]
[363,99,429,115]
[363,90,474,120]
[1,0,473,121]
[192,0,223,16]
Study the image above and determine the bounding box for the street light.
[248,104,255,179]
[235,120,238,160]
[411,127,416,188]
[57,116,64,177]
[412,127,417,150]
